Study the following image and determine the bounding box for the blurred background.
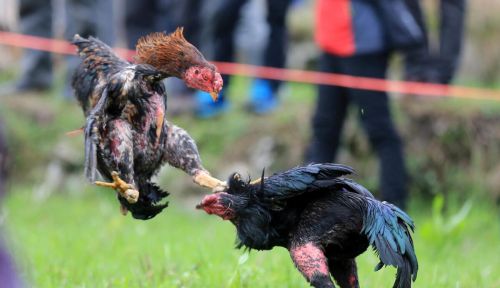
[0,0,499,287]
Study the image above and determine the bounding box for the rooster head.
[196,192,237,220]
[196,173,255,220]
[135,27,222,101]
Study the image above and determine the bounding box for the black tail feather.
[393,261,412,288]
[119,182,169,220]
[362,200,418,288]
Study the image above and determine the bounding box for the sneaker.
[248,79,278,114]
[195,90,229,119]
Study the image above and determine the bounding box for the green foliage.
[419,195,473,246]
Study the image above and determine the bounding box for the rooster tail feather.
[362,200,418,288]
[120,182,170,220]
[393,261,413,288]
[83,118,98,182]
[72,34,116,60]
[83,88,108,182]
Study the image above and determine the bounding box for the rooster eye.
[194,69,200,75]
[202,75,208,81]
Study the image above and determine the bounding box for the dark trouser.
[18,0,53,88]
[438,0,466,83]
[404,0,466,84]
[64,0,114,98]
[18,0,114,95]
[125,0,202,48]
[306,52,408,207]
[125,0,202,96]
[125,0,176,48]
[213,0,291,94]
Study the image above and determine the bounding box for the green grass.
[3,188,500,288]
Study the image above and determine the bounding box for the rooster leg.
[290,242,335,288]
[95,119,139,204]
[95,171,139,204]
[163,123,227,192]
[193,170,227,191]
[328,258,359,288]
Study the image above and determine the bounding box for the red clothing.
[316,0,422,56]
[315,0,355,56]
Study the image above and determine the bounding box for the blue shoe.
[249,79,278,114]
[195,90,229,118]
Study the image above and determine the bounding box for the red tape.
[1,31,499,101]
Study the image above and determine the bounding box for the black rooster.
[72,28,226,219]
[197,163,418,288]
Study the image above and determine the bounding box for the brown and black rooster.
[72,28,226,219]
[197,163,418,288]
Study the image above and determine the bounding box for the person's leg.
[17,0,53,90]
[176,0,203,46]
[248,0,292,114]
[437,0,466,84]
[125,0,158,49]
[155,0,180,33]
[305,53,349,163]
[403,0,430,82]
[343,53,408,208]
[213,0,247,91]
[263,0,291,92]
[195,0,247,117]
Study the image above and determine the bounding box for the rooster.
[197,163,418,288]
[72,28,226,219]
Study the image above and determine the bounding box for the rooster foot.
[193,170,227,192]
[95,171,139,204]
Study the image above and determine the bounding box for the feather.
[361,199,418,288]
[259,163,355,201]
[135,27,209,78]
[83,88,109,182]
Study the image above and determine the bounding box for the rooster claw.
[95,171,139,204]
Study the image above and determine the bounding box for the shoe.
[248,79,278,114]
[195,90,229,119]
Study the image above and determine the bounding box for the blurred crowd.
[0,0,467,209]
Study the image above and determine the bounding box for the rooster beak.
[209,91,219,102]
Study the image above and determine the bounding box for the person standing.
[404,0,467,84]
[195,0,292,118]
[0,0,114,98]
[305,0,424,208]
